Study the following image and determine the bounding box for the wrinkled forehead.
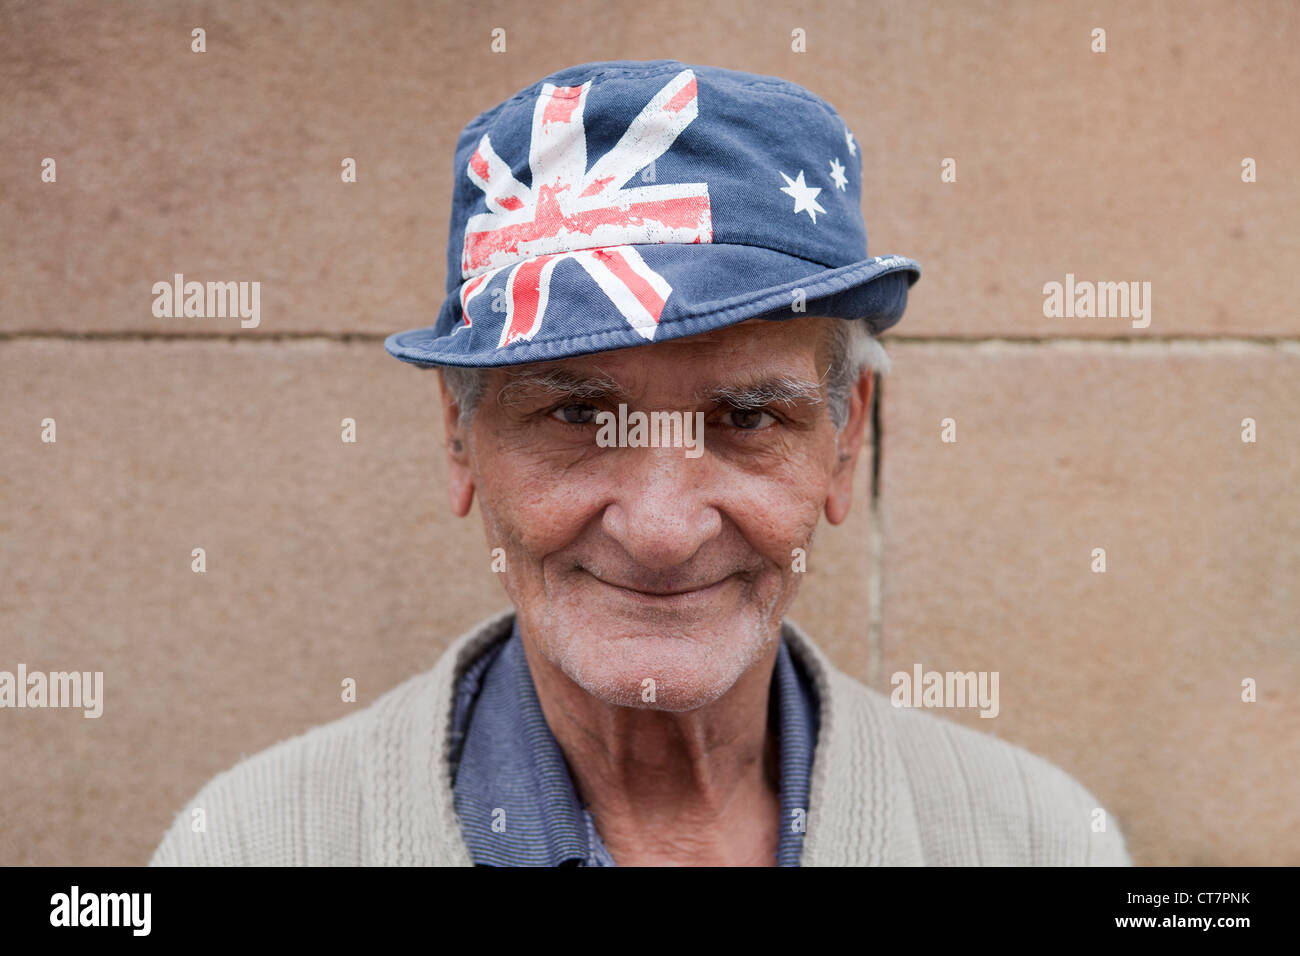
[489,315,837,391]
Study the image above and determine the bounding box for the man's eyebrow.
[494,367,826,411]
[496,368,626,408]
[696,375,826,410]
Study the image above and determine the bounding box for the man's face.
[442,315,869,712]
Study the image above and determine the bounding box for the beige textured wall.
[1,0,1296,866]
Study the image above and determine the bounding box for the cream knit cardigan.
[150,609,1131,866]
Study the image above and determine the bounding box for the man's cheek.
[744,482,825,548]
[477,485,585,576]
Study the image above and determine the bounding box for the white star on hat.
[845,126,857,156]
[779,170,827,224]
[829,157,848,191]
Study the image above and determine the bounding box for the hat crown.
[444,59,870,296]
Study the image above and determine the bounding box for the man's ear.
[437,370,476,518]
[825,369,873,525]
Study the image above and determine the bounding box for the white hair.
[823,318,890,430]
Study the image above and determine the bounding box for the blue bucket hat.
[385,59,920,368]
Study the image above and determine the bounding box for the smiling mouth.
[587,571,733,598]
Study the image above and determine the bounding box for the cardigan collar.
[357,608,923,865]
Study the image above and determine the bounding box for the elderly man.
[151,60,1129,866]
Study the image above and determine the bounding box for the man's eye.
[724,408,777,430]
[550,403,598,425]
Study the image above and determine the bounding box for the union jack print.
[458,69,713,348]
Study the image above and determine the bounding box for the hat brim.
[385,242,920,368]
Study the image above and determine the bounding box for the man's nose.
[600,445,722,571]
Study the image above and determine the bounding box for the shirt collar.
[451,622,591,866]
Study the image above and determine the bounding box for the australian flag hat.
[385,59,921,368]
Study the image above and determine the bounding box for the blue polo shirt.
[449,619,819,866]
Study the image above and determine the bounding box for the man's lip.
[587,571,733,597]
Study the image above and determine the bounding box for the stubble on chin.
[519,576,793,713]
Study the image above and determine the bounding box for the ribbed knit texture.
[150,610,1131,866]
